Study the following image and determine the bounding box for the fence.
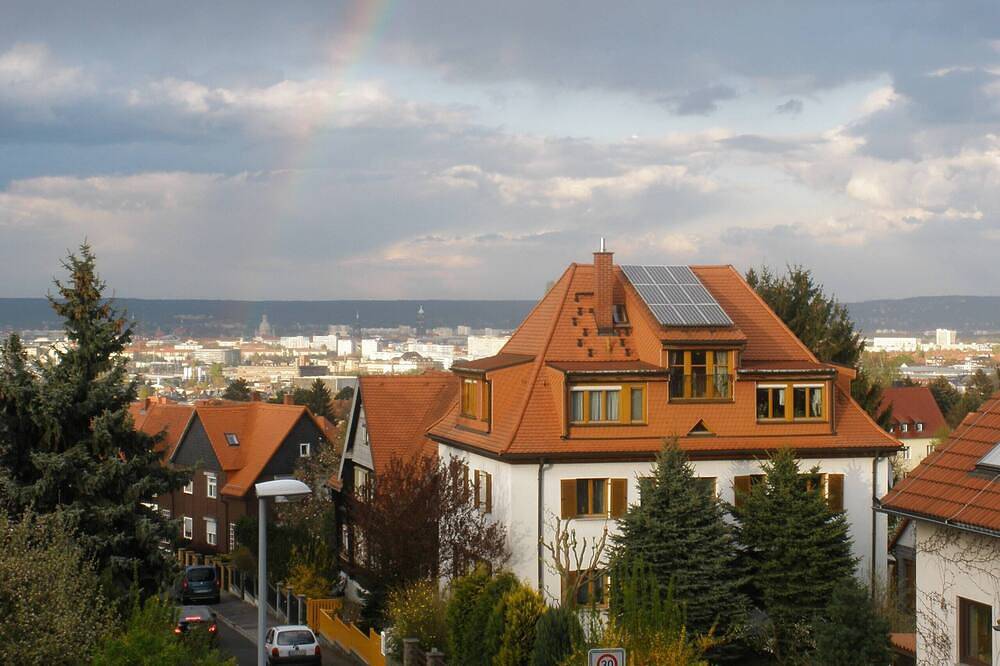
[306,598,342,630]
[316,607,387,666]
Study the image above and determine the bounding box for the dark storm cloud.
[659,84,739,116]
[775,99,804,115]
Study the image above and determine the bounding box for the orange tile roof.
[890,633,915,657]
[129,399,194,458]
[427,257,897,460]
[881,393,1000,534]
[452,353,535,372]
[878,386,947,438]
[358,373,459,474]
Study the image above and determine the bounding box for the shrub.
[385,579,448,658]
[475,572,520,663]
[493,585,546,666]
[530,605,583,666]
[446,566,493,663]
[813,577,891,666]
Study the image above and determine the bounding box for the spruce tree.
[609,439,746,640]
[730,448,856,662]
[304,378,332,419]
[0,244,188,597]
[812,577,890,666]
[222,377,252,401]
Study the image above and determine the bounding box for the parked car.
[173,605,218,644]
[264,625,322,665]
[177,565,221,604]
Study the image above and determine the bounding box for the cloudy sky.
[1,1,999,300]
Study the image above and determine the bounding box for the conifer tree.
[730,448,856,662]
[812,577,890,666]
[609,439,746,640]
[304,378,333,419]
[222,377,252,401]
[0,244,188,597]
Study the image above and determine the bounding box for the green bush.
[493,585,546,666]
[475,572,520,664]
[813,577,891,666]
[386,579,448,658]
[92,594,234,666]
[530,603,582,666]
[446,566,493,663]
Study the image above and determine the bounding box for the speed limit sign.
[588,648,626,666]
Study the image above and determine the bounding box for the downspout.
[537,458,551,593]
[871,454,881,590]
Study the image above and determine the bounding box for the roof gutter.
[875,501,1000,540]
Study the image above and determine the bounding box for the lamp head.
[255,478,311,502]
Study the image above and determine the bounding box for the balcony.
[668,371,732,401]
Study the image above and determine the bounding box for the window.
[612,304,628,325]
[927,443,936,455]
[183,479,194,495]
[901,446,911,460]
[560,478,627,519]
[959,597,992,665]
[461,378,491,422]
[565,570,610,608]
[183,516,193,540]
[735,472,845,511]
[756,383,825,421]
[299,442,311,457]
[161,508,171,519]
[474,470,493,513]
[225,432,239,446]
[901,423,909,433]
[733,474,766,508]
[695,477,717,496]
[916,422,924,432]
[228,522,236,552]
[353,526,368,565]
[668,350,733,400]
[205,472,217,499]
[353,466,372,501]
[570,384,645,424]
[205,518,217,546]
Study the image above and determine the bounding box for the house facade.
[879,386,948,475]
[424,248,899,602]
[136,397,334,555]
[880,393,1000,666]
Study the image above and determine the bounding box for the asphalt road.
[215,614,358,666]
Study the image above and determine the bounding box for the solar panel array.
[620,264,734,327]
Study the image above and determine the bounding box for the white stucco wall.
[438,444,889,602]
[914,521,1000,665]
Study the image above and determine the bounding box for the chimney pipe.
[594,240,614,335]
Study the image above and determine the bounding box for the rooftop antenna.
[600,237,606,252]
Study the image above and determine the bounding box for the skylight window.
[225,432,239,446]
[976,442,1000,472]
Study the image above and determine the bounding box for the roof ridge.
[723,265,819,363]
[500,263,576,355]
[503,263,576,454]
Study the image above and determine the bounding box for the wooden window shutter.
[733,475,751,508]
[560,479,577,519]
[473,471,481,508]
[485,472,493,513]
[827,474,844,512]
[610,478,628,518]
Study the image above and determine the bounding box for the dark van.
[178,565,220,604]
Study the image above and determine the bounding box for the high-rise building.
[935,328,957,348]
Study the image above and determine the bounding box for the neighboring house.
[422,247,899,603]
[335,373,458,596]
[129,396,195,459]
[144,397,335,555]
[879,386,948,475]
[879,393,1000,666]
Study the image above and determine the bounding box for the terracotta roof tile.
[878,386,947,438]
[129,400,194,458]
[452,353,535,372]
[358,373,459,473]
[881,393,1000,533]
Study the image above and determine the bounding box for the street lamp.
[255,479,311,666]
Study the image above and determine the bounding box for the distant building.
[870,337,920,353]
[416,305,426,336]
[256,315,272,338]
[310,334,338,350]
[467,335,510,360]
[935,328,957,348]
[279,336,311,350]
[456,325,472,336]
[878,386,947,475]
[191,348,241,366]
[337,339,355,357]
[361,338,382,359]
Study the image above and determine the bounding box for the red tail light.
[271,647,279,657]
[209,624,217,633]
[215,577,221,588]
[173,627,182,635]
[182,580,189,590]
[315,645,322,656]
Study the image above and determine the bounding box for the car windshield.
[187,568,214,582]
[277,630,315,646]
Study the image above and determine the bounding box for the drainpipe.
[537,458,551,594]
[871,454,881,591]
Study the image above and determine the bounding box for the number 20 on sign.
[588,648,626,666]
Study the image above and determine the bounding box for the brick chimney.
[283,393,294,405]
[594,238,614,334]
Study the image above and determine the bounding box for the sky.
[0,1,999,301]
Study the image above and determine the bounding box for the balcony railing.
[668,371,732,400]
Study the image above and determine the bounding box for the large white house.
[881,393,1000,666]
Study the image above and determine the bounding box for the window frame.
[299,442,311,458]
[460,377,491,422]
[474,469,493,514]
[182,516,193,540]
[576,478,608,517]
[959,596,993,666]
[225,432,239,446]
[901,446,911,460]
[205,472,217,499]
[228,521,236,552]
[755,382,827,422]
[353,465,373,502]
[569,384,646,425]
[668,349,735,401]
[183,479,194,495]
[205,518,217,546]
[566,569,611,608]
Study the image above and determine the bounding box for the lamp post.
[255,479,311,666]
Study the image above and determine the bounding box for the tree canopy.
[222,377,252,401]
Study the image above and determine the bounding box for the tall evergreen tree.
[304,378,332,419]
[730,448,855,663]
[222,377,252,401]
[812,577,890,666]
[0,244,188,597]
[928,375,961,421]
[609,439,746,640]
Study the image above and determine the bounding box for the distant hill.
[3,295,998,339]
[0,298,536,337]
[846,296,1000,336]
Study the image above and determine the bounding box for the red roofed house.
[880,393,1000,665]
[141,396,336,555]
[335,373,458,594]
[129,396,195,459]
[338,245,899,605]
[879,386,948,475]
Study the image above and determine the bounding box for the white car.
[264,625,322,665]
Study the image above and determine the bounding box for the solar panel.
[620,264,734,327]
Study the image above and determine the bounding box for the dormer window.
[668,350,733,400]
[461,377,491,423]
[225,432,239,446]
[757,383,825,421]
[612,304,628,325]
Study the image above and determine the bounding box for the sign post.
[588,648,626,666]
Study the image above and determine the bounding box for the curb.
[215,611,258,645]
